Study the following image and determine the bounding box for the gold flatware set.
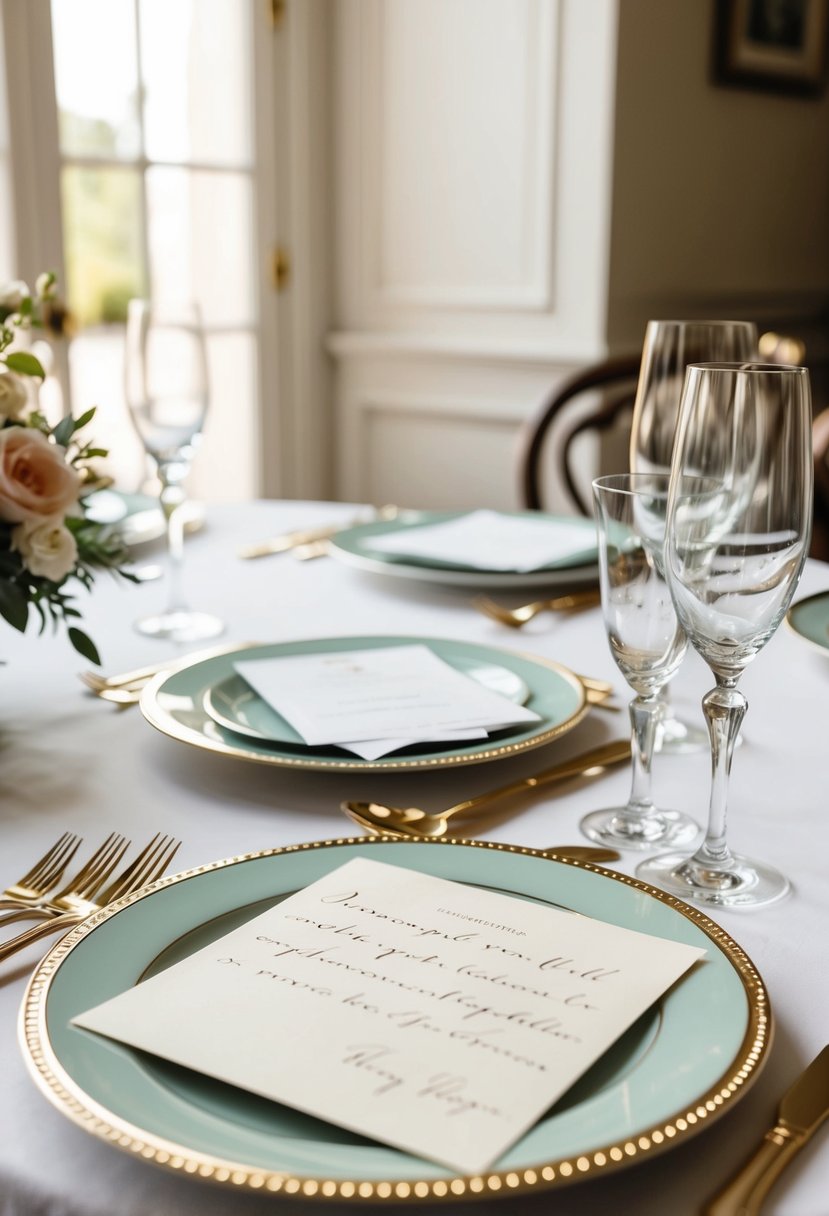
[342,738,631,839]
[474,588,601,627]
[0,833,180,963]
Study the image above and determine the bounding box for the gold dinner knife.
[703,1044,829,1216]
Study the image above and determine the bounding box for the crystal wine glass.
[581,473,701,851]
[124,299,223,642]
[630,319,758,755]
[638,362,812,908]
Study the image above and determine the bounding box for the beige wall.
[607,0,829,353]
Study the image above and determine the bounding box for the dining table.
[1,497,827,1216]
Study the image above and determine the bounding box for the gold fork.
[0,832,130,928]
[0,832,83,911]
[474,589,601,627]
[0,835,181,962]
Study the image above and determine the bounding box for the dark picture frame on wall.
[713,0,829,96]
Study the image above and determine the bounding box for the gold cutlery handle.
[0,905,52,927]
[0,912,83,963]
[238,522,343,559]
[702,1126,806,1216]
[442,738,631,822]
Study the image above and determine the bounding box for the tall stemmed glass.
[125,299,223,642]
[581,473,701,851]
[630,320,758,755]
[638,363,812,908]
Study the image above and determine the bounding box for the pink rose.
[0,426,81,523]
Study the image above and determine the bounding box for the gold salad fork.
[474,588,601,627]
[0,832,130,928]
[0,832,83,912]
[0,834,180,962]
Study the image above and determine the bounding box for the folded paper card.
[235,644,540,759]
[363,510,597,572]
[74,857,705,1174]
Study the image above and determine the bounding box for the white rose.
[0,280,30,310]
[0,370,29,421]
[12,516,78,582]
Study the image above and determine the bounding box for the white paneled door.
[330,0,620,511]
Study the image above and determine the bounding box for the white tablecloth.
[1,500,827,1216]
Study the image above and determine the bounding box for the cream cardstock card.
[364,510,597,571]
[73,858,705,1174]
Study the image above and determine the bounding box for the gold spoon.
[474,588,601,628]
[342,738,631,839]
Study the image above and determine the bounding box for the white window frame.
[0,0,333,501]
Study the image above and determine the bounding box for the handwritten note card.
[73,858,704,1174]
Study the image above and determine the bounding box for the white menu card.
[364,510,597,571]
[235,644,541,759]
[74,858,705,1173]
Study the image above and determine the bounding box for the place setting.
[136,634,599,772]
[326,508,601,590]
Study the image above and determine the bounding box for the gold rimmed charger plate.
[19,838,771,1203]
[138,635,589,772]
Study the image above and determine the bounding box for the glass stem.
[159,474,188,616]
[623,693,661,820]
[693,681,747,870]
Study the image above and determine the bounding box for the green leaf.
[68,627,101,665]
[52,415,75,446]
[18,296,32,318]
[5,351,45,379]
[74,407,96,431]
[0,581,29,631]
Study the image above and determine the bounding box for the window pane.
[61,166,145,327]
[140,0,252,166]
[68,330,146,488]
[51,0,140,159]
[146,168,255,327]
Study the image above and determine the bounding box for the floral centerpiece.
[0,274,132,664]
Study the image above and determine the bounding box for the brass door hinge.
[270,246,290,292]
[268,0,286,29]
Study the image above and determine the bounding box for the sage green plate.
[140,636,588,772]
[20,838,770,1203]
[329,512,599,589]
[786,590,829,654]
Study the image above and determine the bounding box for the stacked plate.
[139,636,591,772]
[21,837,770,1202]
[327,510,600,589]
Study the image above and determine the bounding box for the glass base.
[580,806,701,852]
[134,609,225,644]
[636,849,790,909]
[656,712,743,755]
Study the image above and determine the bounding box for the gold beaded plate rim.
[137,636,590,772]
[19,837,771,1203]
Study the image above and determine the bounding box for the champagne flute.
[125,299,223,642]
[630,320,758,755]
[581,473,701,851]
[638,363,812,908]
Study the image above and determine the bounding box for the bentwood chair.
[516,355,641,515]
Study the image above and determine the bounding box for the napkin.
[235,644,541,758]
[362,510,596,572]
